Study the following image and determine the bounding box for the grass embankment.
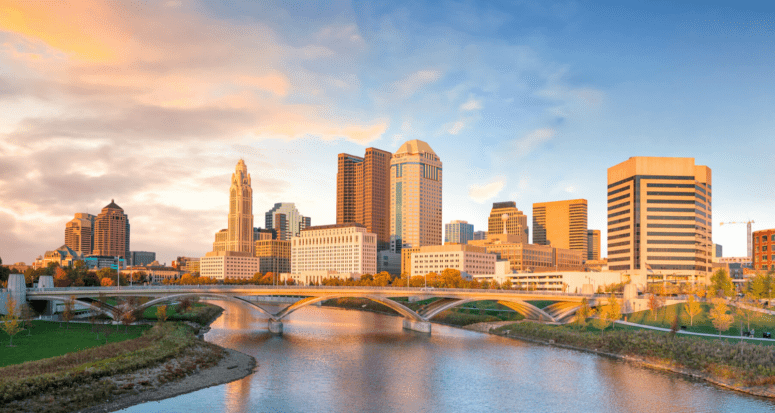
[627,302,775,336]
[144,302,224,326]
[495,322,775,390]
[0,321,151,367]
[0,323,225,413]
[322,298,525,327]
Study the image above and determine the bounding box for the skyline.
[1,1,774,265]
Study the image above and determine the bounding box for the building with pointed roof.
[65,212,95,256]
[93,199,130,259]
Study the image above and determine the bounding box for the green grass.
[625,302,775,337]
[0,320,151,367]
[525,300,556,309]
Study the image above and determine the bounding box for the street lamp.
[115,256,120,289]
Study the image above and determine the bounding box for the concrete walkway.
[615,319,774,342]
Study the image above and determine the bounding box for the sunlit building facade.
[533,199,588,260]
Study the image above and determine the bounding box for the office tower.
[587,230,601,261]
[93,200,130,259]
[409,244,496,277]
[607,157,712,283]
[65,213,95,255]
[445,220,474,244]
[255,239,291,275]
[533,199,589,259]
[291,223,377,276]
[713,244,723,260]
[226,159,254,255]
[487,202,528,244]
[473,231,488,240]
[212,229,228,252]
[337,148,392,251]
[265,203,310,241]
[131,251,156,267]
[390,140,442,253]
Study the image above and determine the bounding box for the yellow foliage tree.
[684,295,702,326]
[708,297,734,335]
[1,296,22,346]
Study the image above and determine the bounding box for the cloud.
[460,97,482,111]
[379,69,442,100]
[446,121,465,135]
[512,128,555,157]
[468,177,506,204]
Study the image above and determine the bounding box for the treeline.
[3,261,136,288]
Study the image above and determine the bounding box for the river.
[118,300,775,413]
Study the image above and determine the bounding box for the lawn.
[625,302,775,337]
[0,320,151,367]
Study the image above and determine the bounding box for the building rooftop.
[103,199,123,210]
[395,139,436,156]
[301,222,366,231]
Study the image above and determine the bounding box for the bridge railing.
[26,285,611,298]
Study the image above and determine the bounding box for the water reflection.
[119,300,775,413]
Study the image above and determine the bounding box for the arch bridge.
[22,285,609,334]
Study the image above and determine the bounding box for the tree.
[1,296,22,346]
[20,303,35,336]
[605,293,622,329]
[592,307,610,334]
[156,305,168,324]
[502,279,513,290]
[119,298,137,334]
[53,267,70,287]
[736,292,760,331]
[177,297,193,314]
[708,297,734,335]
[62,296,75,329]
[749,274,769,299]
[684,294,702,326]
[647,294,663,321]
[100,277,115,287]
[710,268,734,298]
[575,298,592,329]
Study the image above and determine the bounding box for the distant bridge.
[13,284,613,334]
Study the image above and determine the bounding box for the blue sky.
[1,0,773,264]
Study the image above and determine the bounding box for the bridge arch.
[138,293,277,320]
[274,294,425,322]
[31,295,118,320]
[419,297,557,322]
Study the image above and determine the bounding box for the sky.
[1,0,773,266]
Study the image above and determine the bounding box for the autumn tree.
[647,294,663,321]
[156,305,168,324]
[684,295,702,326]
[100,277,115,287]
[20,303,35,336]
[710,268,734,298]
[592,306,610,334]
[177,296,193,314]
[62,296,75,329]
[502,279,513,290]
[575,298,592,330]
[708,297,734,335]
[1,296,22,346]
[736,292,760,331]
[53,267,70,287]
[605,294,622,329]
[119,298,138,334]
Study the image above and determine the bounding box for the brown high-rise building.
[587,229,601,261]
[487,202,529,244]
[533,199,589,260]
[337,148,392,251]
[93,200,130,259]
[65,213,95,255]
[607,157,712,284]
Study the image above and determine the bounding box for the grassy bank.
[0,321,151,367]
[0,323,224,413]
[143,302,223,326]
[322,297,525,327]
[494,322,775,389]
[626,303,775,336]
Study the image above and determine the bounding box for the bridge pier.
[268,320,283,335]
[402,319,431,334]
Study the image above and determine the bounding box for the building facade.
[473,231,488,240]
[131,251,156,267]
[533,199,588,260]
[226,160,254,255]
[65,213,95,256]
[410,244,496,277]
[265,203,311,241]
[445,220,474,244]
[291,223,377,276]
[390,140,442,253]
[587,229,601,261]
[753,229,775,271]
[487,202,529,244]
[255,239,291,275]
[93,200,130,259]
[607,157,713,284]
[337,148,392,251]
[377,251,401,275]
[200,251,260,280]
[468,234,583,273]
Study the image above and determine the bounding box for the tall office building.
[265,203,311,241]
[533,199,588,259]
[65,213,95,255]
[445,220,474,244]
[607,157,712,284]
[587,229,601,261]
[226,160,254,255]
[390,140,442,253]
[487,202,528,244]
[336,148,392,251]
[93,200,130,259]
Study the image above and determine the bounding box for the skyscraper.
[65,212,95,255]
[487,202,528,244]
[587,229,601,261]
[607,157,712,284]
[445,220,474,244]
[227,159,254,255]
[336,148,392,251]
[390,140,442,253]
[93,200,130,259]
[533,199,588,259]
[265,203,310,241]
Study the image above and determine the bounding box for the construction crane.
[720,220,755,259]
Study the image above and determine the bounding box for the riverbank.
[489,321,775,400]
